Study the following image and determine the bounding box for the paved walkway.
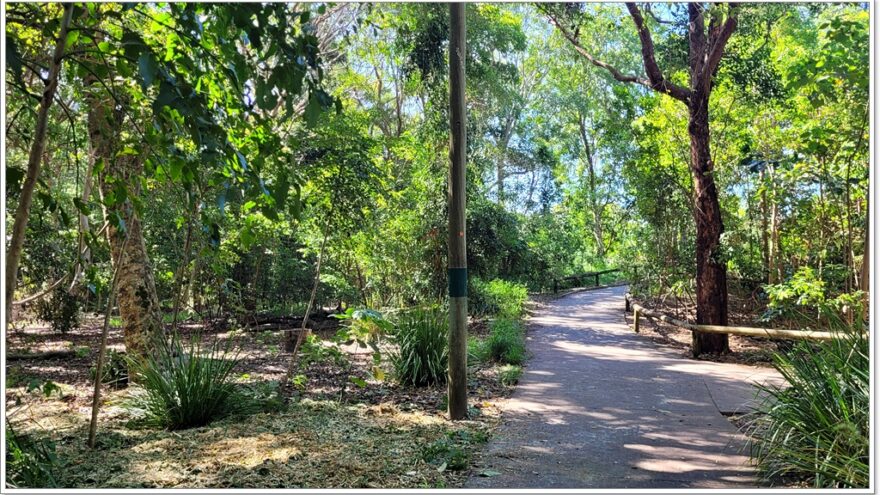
[466,285,784,489]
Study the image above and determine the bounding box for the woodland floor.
[5,311,508,488]
[5,285,785,488]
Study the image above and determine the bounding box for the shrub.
[498,364,523,386]
[484,318,526,365]
[747,328,868,487]
[34,285,80,334]
[5,425,57,488]
[127,333,241,430]
[469,278,528,318]
[391,307,447,386]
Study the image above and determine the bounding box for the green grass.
[5,425,57,488]
[391,307,448,386]
[126,332,243,430]
[746,328,868,487]
[498,364,522,386]
[483,318,526,365]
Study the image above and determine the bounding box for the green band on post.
[448,268,468,297]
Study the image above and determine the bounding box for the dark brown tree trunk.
[688,91,729,355]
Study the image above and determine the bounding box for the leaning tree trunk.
[5,4,74,315]
[86,77,163,365]
[688,91,729,355]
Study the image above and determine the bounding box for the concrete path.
[467,285,784,489]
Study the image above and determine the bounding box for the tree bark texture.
[688,91,729,355]
[86,77,163,364]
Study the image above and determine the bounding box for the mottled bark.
[86,77,163,364]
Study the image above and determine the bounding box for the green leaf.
[6,167,25,194]
[349,376,367,388]
[65,30,80,49]
[137,52,159,88]
[479,470,501,477]
[304,93,322,127]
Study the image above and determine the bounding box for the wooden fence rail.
[624,293,842,341]
[554,268,621,293]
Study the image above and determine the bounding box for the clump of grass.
[127,332,243,430]
[5,425,57,488]
[391,306,448,386]
[483,318,526,365]
[498,364,522,386]
[746,328,868,488]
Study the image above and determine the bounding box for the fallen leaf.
[479,470,501,477]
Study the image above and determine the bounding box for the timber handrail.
[624,293,845,341]
[554,268,621,293]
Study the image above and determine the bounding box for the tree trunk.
[759,169,770,283]
[86,78,163,365]
[688,91,729,355]
[5,4,74,315]
[768,185,781,284]
[577,115,605,259]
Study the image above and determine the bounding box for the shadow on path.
[466,285,783,489]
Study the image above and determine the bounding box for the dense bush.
[128,333,242,430]
[5,425,57,488]
[391,307,448,386]
[483,318,526,365]
[34,285,80,334]
[747,328,869,487]
[469,278,528,318]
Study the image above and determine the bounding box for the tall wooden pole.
[447,2,468,421]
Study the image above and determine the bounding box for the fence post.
[633,308,640,333]
[553,279,558,294]
[594,273,599,287]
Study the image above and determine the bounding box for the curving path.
[466,285,784,489]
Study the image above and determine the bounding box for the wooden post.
[594,273,600,287]
[633,308,640,333]
[447,2,468,421]
[553,279,558,294]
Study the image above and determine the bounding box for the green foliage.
[747,329,869,487]
[390,307,448,386]
[762,267,826,322]
[5,425,58,488]
[469,278,528,318]
[421,429,487,471]
[498,364,523,386]
[34,286,80,334]
[127,333,242,430]
[483,318,526,365]
[90,349,129,389]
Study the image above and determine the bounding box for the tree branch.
[702,7,738,86]
[625,2,691,102]
[542,7,651,87]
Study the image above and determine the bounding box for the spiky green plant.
[127,332,242,430]
[5,425,57,488]
[484,318,526,365]
[747,327,868,487]
[391,307,448,386]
